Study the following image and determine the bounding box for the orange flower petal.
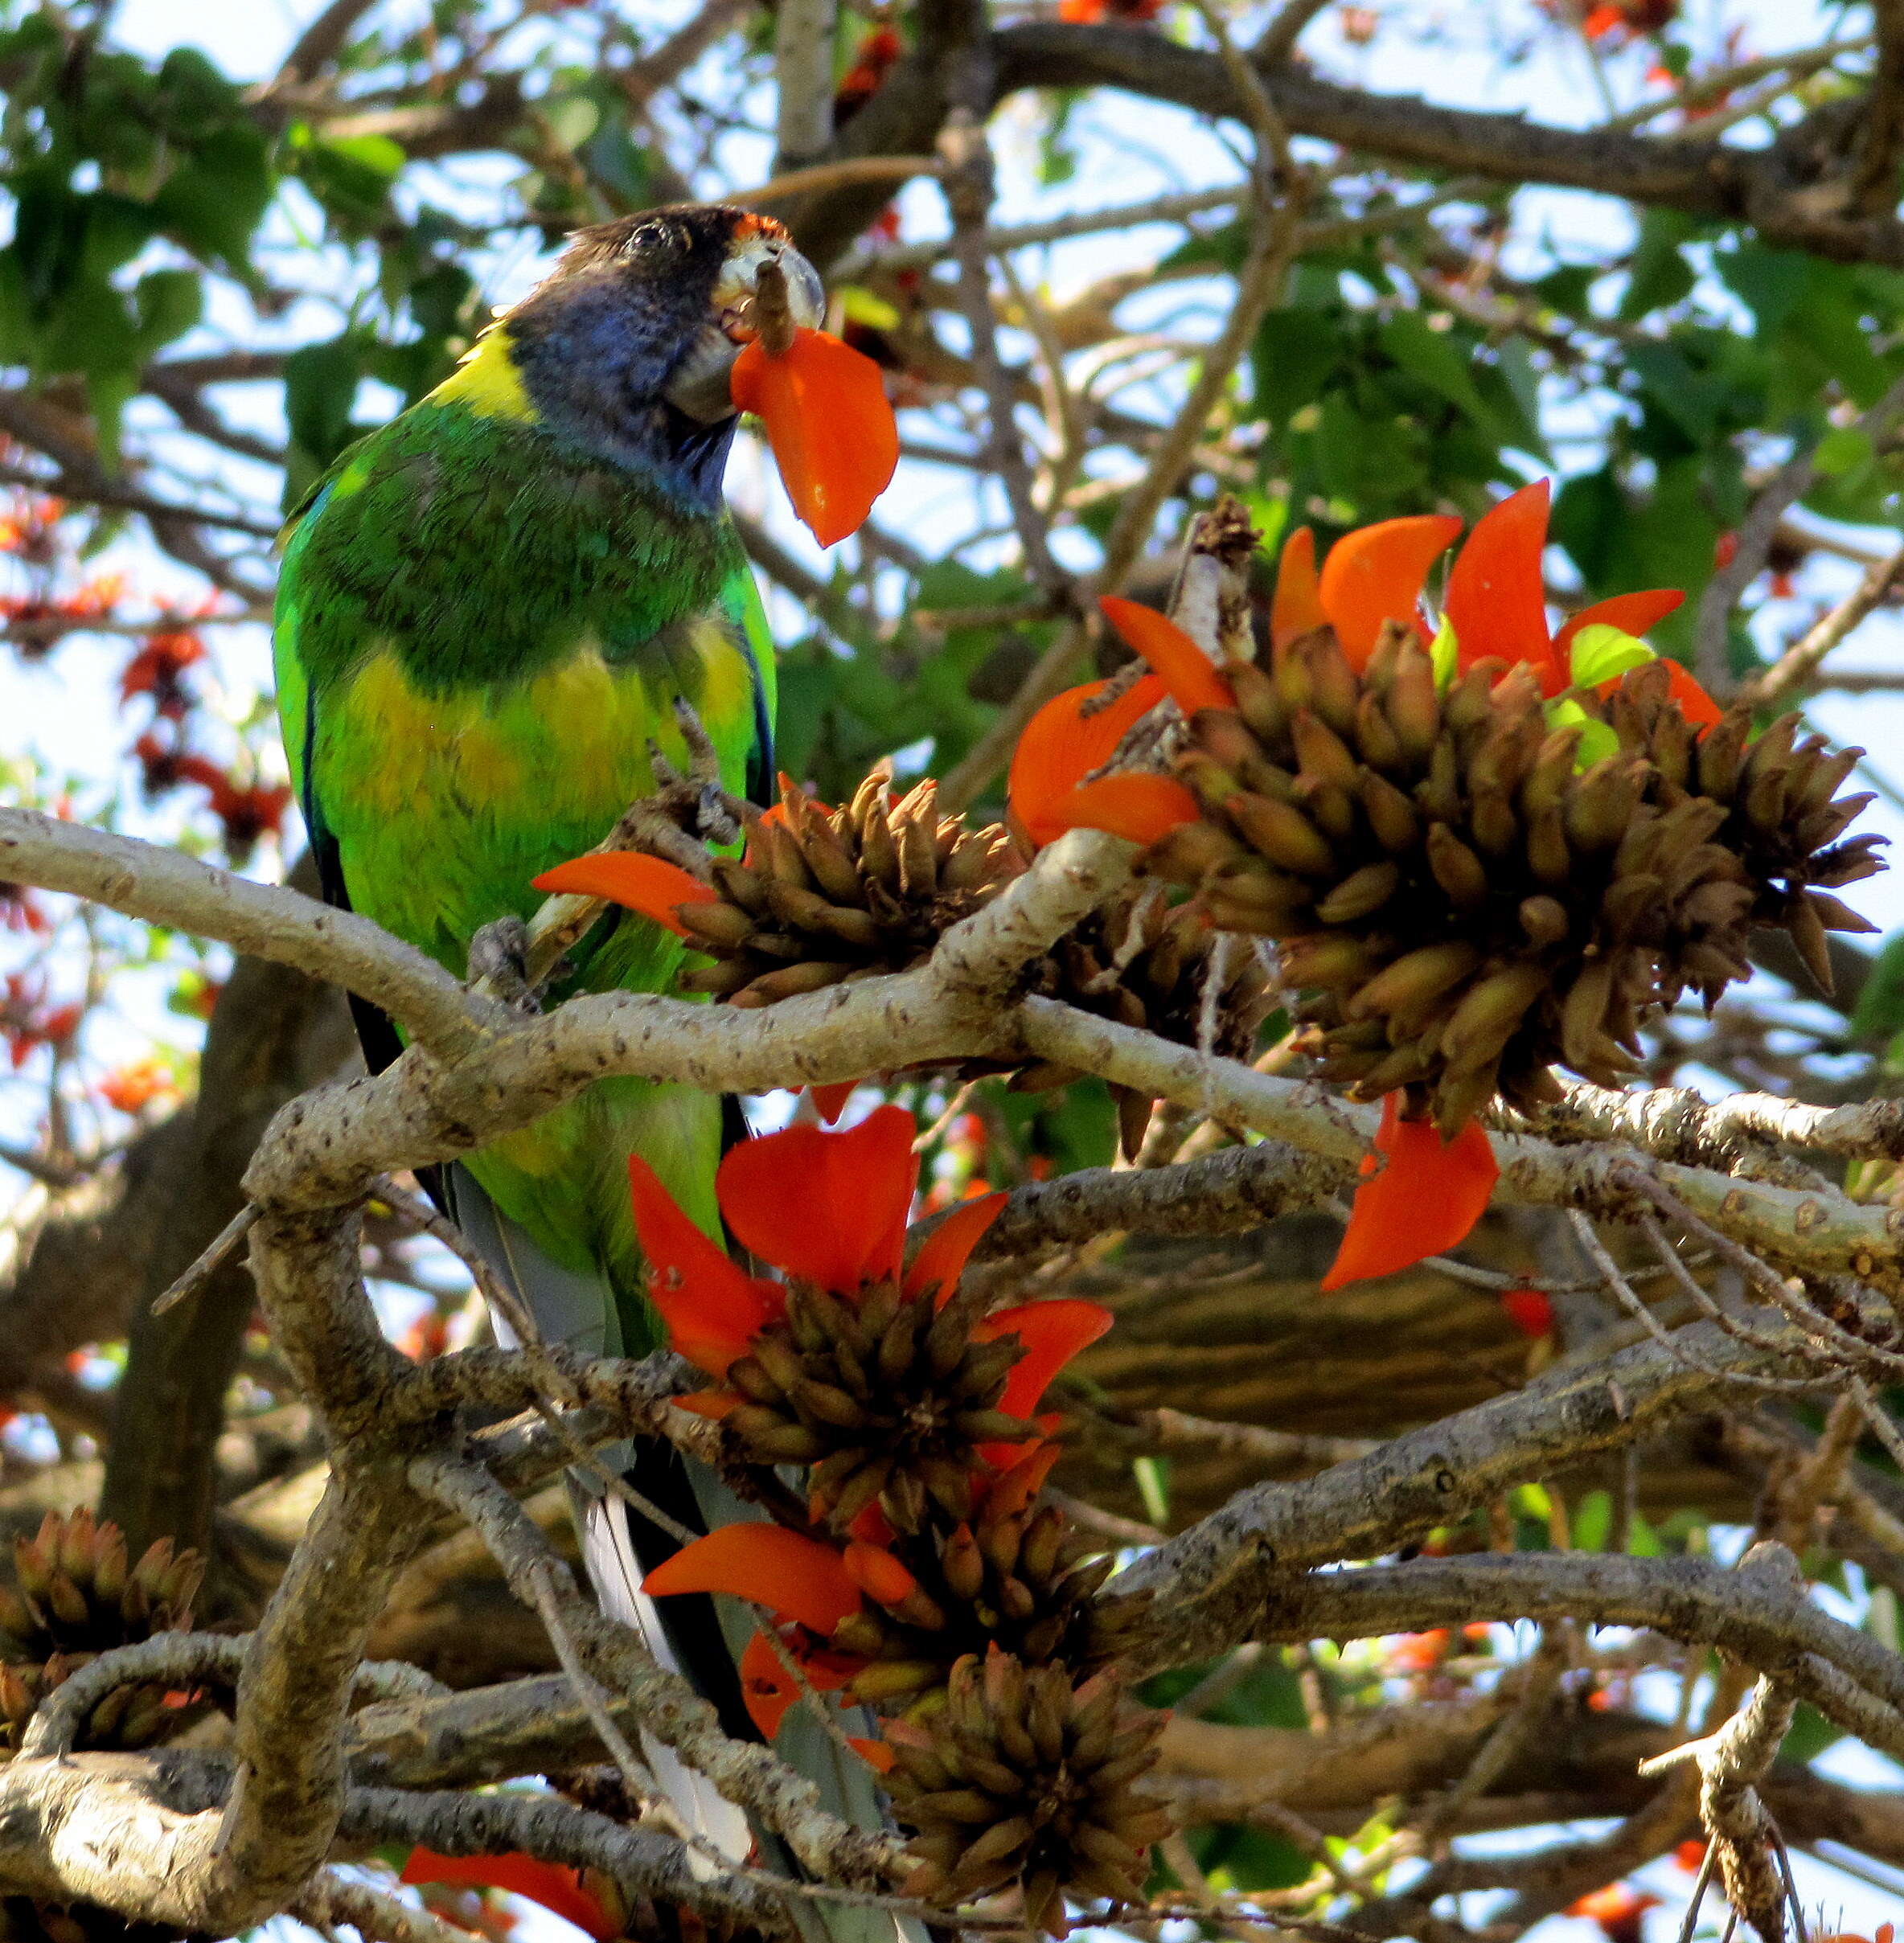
[849,1736,897,1772]
[628,1156,779,1376]
[1099,596,1237,715]
[740,1628,799,1740]
[809,1081,856,1125]
[1059,773,1204,846]
[1009,674,1166,849]
[675,1388,742,1419]
[848,1501,894,1544]
[400,1851,617,1941]
[1320,1094,1499,1291]
[979,1298,1114,1420]
[717,1104,918,1293]
[643,1525,863,1634]
[1553,587,1684,655]
[731,329,898,547]
[1442,481,1555,681]
[1319,514,1465,670]
[843,1540,919,1606]
[905,1189,1006,1306]
[983,1439,1062,1518]
[1661,658,1723,727]
[531,853,716,940]
[1592,655,1721,728]
[1271,526,1327,649]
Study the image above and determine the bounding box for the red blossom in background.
[1499,1282,1555,1338]
[2,972,81,1069]
[0,883,49,935]
[833,25,902,125]
[1566,1882,1661,1943]
[120,627,207,719]
[97,1057,174,1114]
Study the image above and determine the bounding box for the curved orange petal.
[1592,655,1722,728]
[1099,597,1237,715]
[531,853,716,940]
[1442,482,1554,681]
[644,1525,863,1634]
[850,1736,897,1772]
[400,1851,617,1941]
[731,329,898,547]
[979,1298,1114,1420]
[809,1081,856,1124]
[1060,773,1202,845]
[905,1189,1006,1306]
[983,1439,1062,1518]
[1319,514,1465,670]
[1660,657,1723,727]
[1554,587,1684,654]
[1009,674,1166,848]
[843,1540,919,1606]
[1272,526,1327,649]
[716,1104,918,1293]
[1320,1094,1499,1291]
[739,1628,799,1740]
[628,1156,779,1375]
[675,1388,742,1419]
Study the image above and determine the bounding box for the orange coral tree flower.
[1443,480,1688,698]
[531,853,716,940]
[1098,596,1237,716]
[716,1102,919,1293]
[1007,608,1221,850]
[1270,525,1327,649]
[1321,1092,1500,1291]
[731,328,898,547]
[400,1849,618,1941]
[1315,514,1465,669]
[1007,666,1165,846]
[643,1523,864,1634]
[626,1154,782,1377]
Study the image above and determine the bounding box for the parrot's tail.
[445,1164,913,1943]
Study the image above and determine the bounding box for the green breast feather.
[272,382,774,1314]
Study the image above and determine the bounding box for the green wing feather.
[274,391,771,1336]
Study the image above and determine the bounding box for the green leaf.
[1849,932,1904,1040]
[1544,698,1621,769]
[1780,1700,1845,1766]
[1428,613,1458,691]
[1252,309,1341,425]
[1619,210,1697,320]
[1572,1489,1613,1552]
[1812,424,1874,478]
[1568,623,1656,689]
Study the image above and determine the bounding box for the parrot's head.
[503,204,824,504]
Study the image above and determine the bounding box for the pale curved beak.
[665,231,825,424]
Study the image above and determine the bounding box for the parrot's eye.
[626,221,683,260]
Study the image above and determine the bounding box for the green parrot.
[273,206,898,1937]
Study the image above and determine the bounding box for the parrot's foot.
[467,914,540,1012]
[618,695,750,851]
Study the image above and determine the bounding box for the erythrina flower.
[532,851,718,939]
[1565,1883,1660,1943]
[1499,1282,1555,1339]
[732,327,899,547]
[629,1103,1107,1526]
[1321,1094,1499,1293]
[1442,480,1686,698]
[400,1849,618,1941]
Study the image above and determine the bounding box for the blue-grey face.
[505,204,824,499]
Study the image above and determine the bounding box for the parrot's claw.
[468,915,539,1013]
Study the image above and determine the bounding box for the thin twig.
[150,1203,261,1317]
